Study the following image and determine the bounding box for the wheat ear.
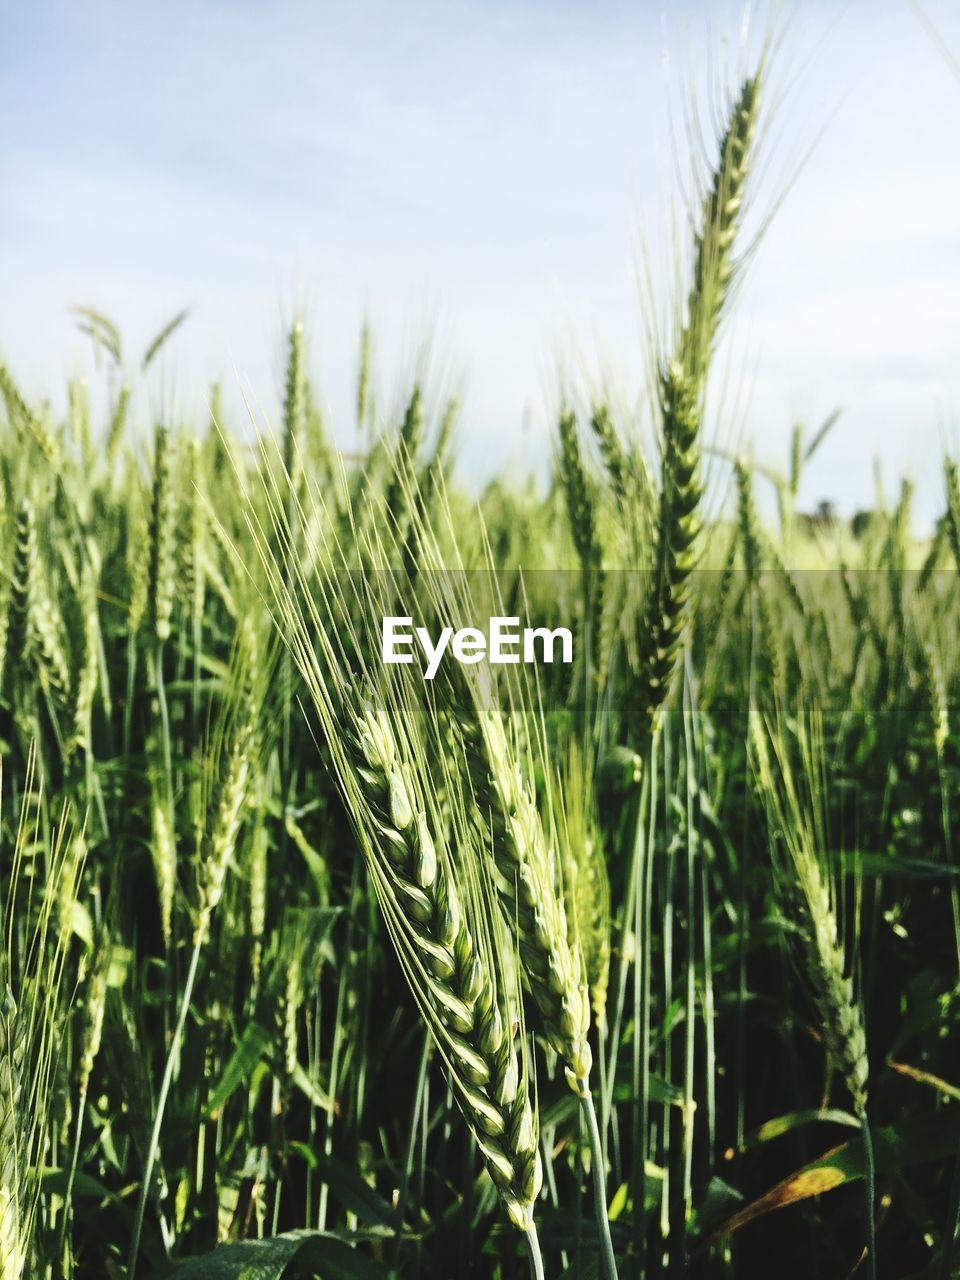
[559,742,611,1032]
[468,704,592,1090]
[465,692,621,1278]
[631,72,761,740]
[680,74,761,384]
[282,320,305,500]
[558,408,606,706]
[944,459,960,572]
[750,712,869,1110]
[147,425,175,646]
[750,710,875,1277]
[4,498,70,706]
[383,384,425,526]
[635,361,702,734]
[350,697,543,1233]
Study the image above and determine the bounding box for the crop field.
[1,41,959,1280]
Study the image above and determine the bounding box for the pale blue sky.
[2,1,959,524]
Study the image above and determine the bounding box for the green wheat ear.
[464,701,593,1091]
[68,560,101,758]
[282,319,306,498]
[106,384,131,473]
[749,711,869,1116]
[751,711,876,1280]
[383,384,425,527]
[558,742,611,1031]
[558,407,605,699]
[349,694,542,1232]
[558,408,602,576]
[680,73,761,386]
[635,360,702,735]
[4,497,70,705]
[629,71,761,742]
[944,458,960,571]
[735,459,782,690]
[3,499,33,694]
[0,362,61,468]
[147,425,176,645]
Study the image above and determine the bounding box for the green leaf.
[312,1156,400,1231]
[838,851,960,879]
[39,1167,120,1204]
[207,1023,272,1118]
[734,1108,860,1155]
[291,1061,335,1113]
[163,1230,388,1279]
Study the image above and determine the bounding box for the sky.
[2,0,959,526]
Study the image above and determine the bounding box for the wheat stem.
[579,1087,619,1280]
[524,1224,546,1280]
[126,930,203,1280]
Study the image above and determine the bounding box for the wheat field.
[0,40,958,1280]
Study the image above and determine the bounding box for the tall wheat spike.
[609,70,763,1268]
[679,74,761,386]
[635,361,703,734]
[630,71,761,741]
